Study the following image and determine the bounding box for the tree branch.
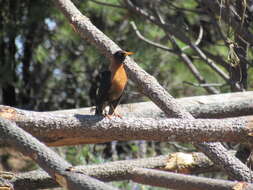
[0,118,118,190]
[181,25,204,51]
[89,0,125,9]
[122,0,253,181]
[54,0,192,119]
[130,21,219,94]
[0,105,253,146]
[202,0,253,46]
[130,21,175,53]
[5,152,219,189]
[124,0,242,91]
[9,170,56,190]
[53,0,252,182]
[51,91,253,119]
[0,177,13,190]
[130,168,253,190]
[183,81,225,87]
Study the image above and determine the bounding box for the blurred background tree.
[0,0,253,188]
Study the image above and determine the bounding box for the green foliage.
[1,0,253,188]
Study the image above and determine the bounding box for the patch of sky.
[45,18,56,31]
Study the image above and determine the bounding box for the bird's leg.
[109,105,122,118]
[103,113,113,119]
[101,107,113,119]
[103,112,118,119]
[112,112,122,118]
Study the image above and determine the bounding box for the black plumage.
[95,50,133,116]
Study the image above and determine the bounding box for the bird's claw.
[103,113,122,119]
[103,114,112,119]
[113,113,122,118]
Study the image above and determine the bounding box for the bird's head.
[113,50,134,64]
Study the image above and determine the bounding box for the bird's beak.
[124,51,134,56]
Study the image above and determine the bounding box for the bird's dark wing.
[95,70,111,115]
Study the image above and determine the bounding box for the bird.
[95,50,134,117]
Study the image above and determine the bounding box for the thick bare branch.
[54,0,192,119]
[0,118,118,190]
[0,105,253,146]
[122,0,253,181]
[9,171,56,190]
[6,152,218,189]
[130,168,253,190]
[0,177,13,190]
[52,91,253,119]
[53,0,252,182]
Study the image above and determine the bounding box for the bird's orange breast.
[109,65,128,101]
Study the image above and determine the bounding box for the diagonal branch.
[54,0,192,119]
[130,21,175,53]
[54,0,252,182]
[5,152,220,189]
[130,21,219,94]
[124,0,242,91]
[0,118,118,190]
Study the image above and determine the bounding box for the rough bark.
[0,118,118,190]
[52,91,253,119]
[130,168,253,190]
[53,0,252,182]
[1,105,253,146]
[54,0,192,119]
[3,152,218,189]
[0,177,13,190]
[124,0,237,89]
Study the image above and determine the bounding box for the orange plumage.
[109,64,128,100]
[95,50,133,116]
